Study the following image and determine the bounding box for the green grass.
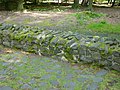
[70,11,120,39]
[73,11,105,24]
[99,70,120,90]
[87,21,120,34]
[75,11,104,19]
[73,11,120,34]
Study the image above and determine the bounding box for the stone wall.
[0,24,120,71]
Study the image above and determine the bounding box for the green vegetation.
[74,11,104,24]
[75,11,104,19]
[99,70,120,90]
[71,11,120,39]
[87,21,120,34]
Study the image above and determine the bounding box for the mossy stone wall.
[0,24,120,71]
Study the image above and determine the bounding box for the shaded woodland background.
[0,0,120,11]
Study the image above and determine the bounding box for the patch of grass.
[99,70,120,90]
[73,11,105,24]
[87,21,120,34]
[38,20,55,27]
[75,11,104,19]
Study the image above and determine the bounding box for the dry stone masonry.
[0,23,120,71]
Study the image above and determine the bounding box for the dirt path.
[0,10,73,25]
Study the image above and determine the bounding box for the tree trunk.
[81,0,93,11]
[17,0,24,11]
[111,0,115,7]
[88,0,93,11]
[24,0,27,4]
[73,0,79,8]
[33,0,39,5]
[81,0,88,6]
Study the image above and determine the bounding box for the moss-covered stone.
[0,23,120,71]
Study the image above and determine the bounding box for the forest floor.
[0,6,120,90]
[0,7,120,24]
[0,6,120,38]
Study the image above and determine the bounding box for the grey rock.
[46,69,54,73]
[89,46,98,51]
[70,43,78,50]
[18,80,23,84]
[65,74,73,79]
[21,84,32,89]
[50,37,59,45]
[77,77,87,82]
[0,76,6,81]
[57,39,66,45]
[3,42,11,47]
[92,52,101,60]
[80,56,93,62]
[22,75,29,79]
[0,69,7,75]
[2,62,9,66]
[50,80,59,86]
[53,64,61,68]
[66,39,76,47]
[56,75,61,79]
[93,77,103,83]
[40,74,51,80]
[64,82,76,88]
[29,79,35,84]
[0,86,13,90]
[112,64,120,72]
[56,70,62,74]
[114,58,120,64]
[96,69,108,76]
[49,88,60,90]
[112,51,120,57]
[39,82,47,86]
[87,83,98,90]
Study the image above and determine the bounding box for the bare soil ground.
[94,7,120,24]
[0,7,120,25]
[0,10,73,25]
